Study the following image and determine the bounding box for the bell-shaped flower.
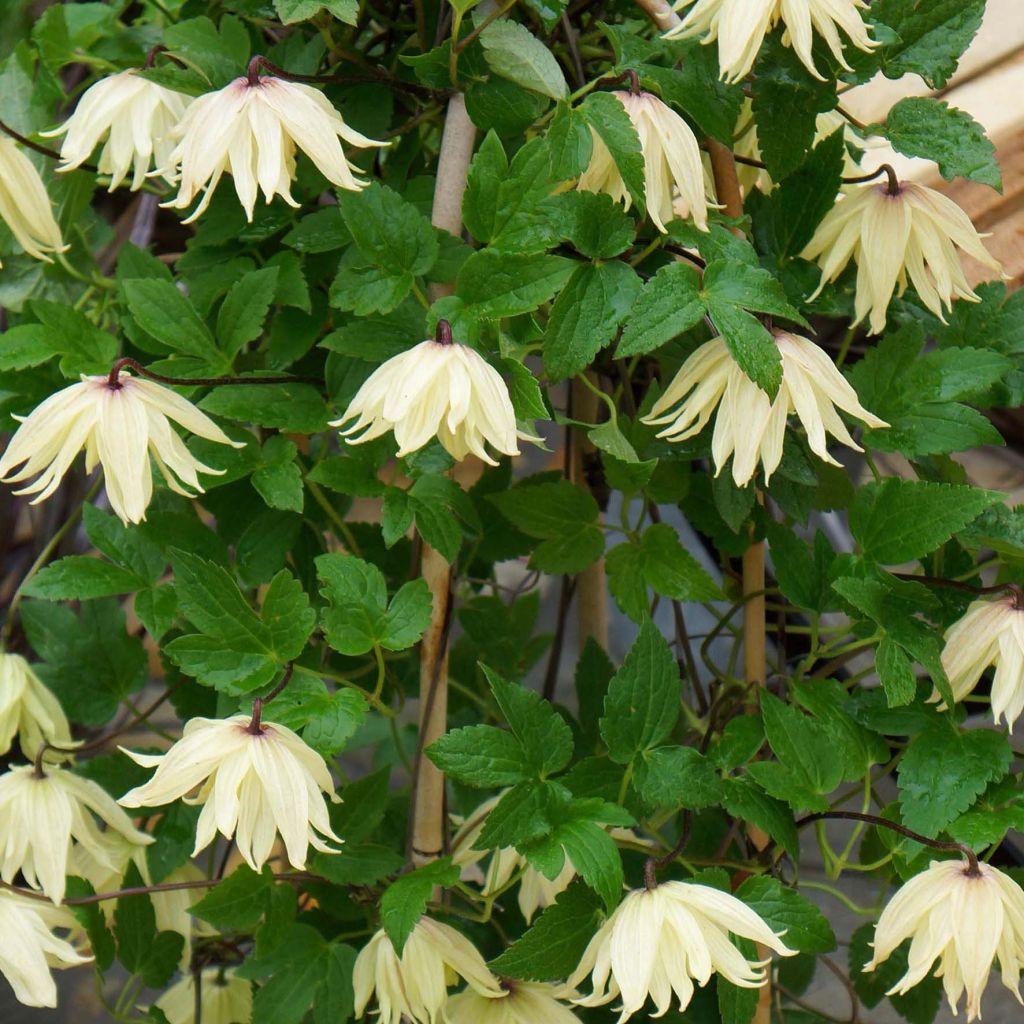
[0,370,244,525]
[568,880,795,1020]
[578,90,709,233]
[642,330,886,485]
[933,594,1024,730]
[801,178,1002,335]
[0,890,90,1008]
[0,763,153,904]
[42,69,189,190]
[665,0,877,83]
[332,327,531,466]
[155,967,253,1024]
[865,858,1024,1022]
[119,714,342,871]
[161,72,385,223]
[449,980,581,1023]
[0,653,74,760]
[0,138,67,267]
[353,917,505,1024]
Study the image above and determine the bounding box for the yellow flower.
[155,967,253,1024]
[666,0,877,83]
[642,330,886,486]
[0,763,153,904]
[932,595,1024,730]
[570,881,794,1020]
[449,981,580,1023]
[865,859,1024,1022]
[353,918,505,1024]
[332,329,530,466]
[119,714,342,871]
[801,178,1003,335]
[0,138,66,267]
[42,69,189,190]
[0,370,244,525]
[0,653,73,760]
[0,890,90,1008]
[578,90,709,233]
[161,73,385,223]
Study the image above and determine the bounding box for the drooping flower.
[155,967,253,1024]
[119,714,342,871]
[642,330,886,486]
[0,763,153,904]
[353,918,505,1024]
[569,881,795,1020]
[0,890,90,1008]
[161,72,385,223]
[932,595,1024,730]
[0,370,244,526]
[665,0,878,83]
[449,981,580,1023]
[42,69,190,190]
[332,324,531,466]
[0,653,74,760]
[0,138,67,267]
[865,858,1024,1022]
[578,90,709,233]
[801,178,1003,335]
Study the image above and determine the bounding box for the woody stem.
[893,573,1023,605]
[106,357,320,389]
[245,54,439,99]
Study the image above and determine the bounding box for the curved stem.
[107,357,321,389]
[245,54,440,99]
[894,572,1022,605]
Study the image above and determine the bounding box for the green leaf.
[246,925,329,1024]
[480,20,567,100]
[217,266,280,357]
[848,479,1001,564]
[199,382,328,433]
[885,98,1000,190]
[457,250,574,318]
[759,690,844,799]
[163,16,250,89]
[427,725,533,787]
[26,301,119,376]
[274,0,358,24]
[735,876,836,954]
[380,859,460,955]
[23,556,147,601]
[541,191,635,259]
[600,619,679,764]
[547,103,593,181]
[849,921,943,1023]
[191,866,273,930]
[114,865,184,988]
[270,684,368,758]
[66,878,115,971]
[875,637,917,708]
[283,208,351,252]
[633,746,723,809]
[252,436,304,513]
[544,261,642,381]
[617,262,704,357]
[83,505,165,584]
[582,91,645,211]
[722,776,799,857]
[122,278,222,366]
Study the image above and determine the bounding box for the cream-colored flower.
[155,967,253,1024]
[0,371,244,526]
[802,178,1002,335]
[666,0,877,83]
[569,880,795,1021]
[119,714,341,871]
[0,890,90,1008]
[0,138,66,267]
[932,595,1024,729]
[449,981,580,1023]
[42,70,189,190]
[161,73,385,223]
[0,763,153,904]
[333,332,530,466]
[0,653,73,760]
[353,917,505,1024]
[865,858,1024,1022]
[642,330,886,486]
[578,90,709,233]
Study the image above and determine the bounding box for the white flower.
[933,595,1024,730]
[578,90,709,233]
[161,73,385,223]
[41,69,189,190]
[801,178,1003,335]
[0,370,244,526]
[568,880,795,1021]
[642,330,886,486]
[0,890,90,1008]
[449,981,580,1023]
[0,763,153,904]
[332,330,530,466]
[666,0,878,83]
[0,138,67,267]
[155,967,253,1024]
[119,714,342,871]
[865,859,1024,1022]
[0,653,74,760]
[353,917,505,1024]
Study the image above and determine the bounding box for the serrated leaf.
[617,262,704,357]
[380,859,460,955]
[480,21,567,100]
[191,866,273,930]
[735,876,836,954]
[582,91,645,211]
